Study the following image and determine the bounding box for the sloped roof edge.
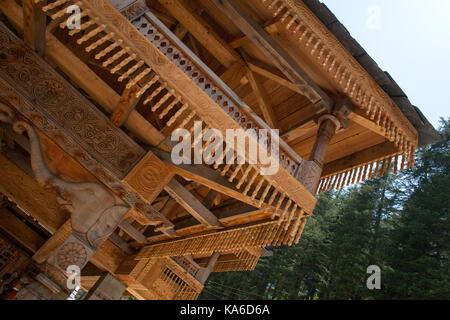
[303,0,442,146]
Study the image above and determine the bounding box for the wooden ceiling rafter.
[258,0,418,152]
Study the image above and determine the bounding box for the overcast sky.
[322,0,450,129]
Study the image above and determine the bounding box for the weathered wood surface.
[266,0,418,147]
[123,151,174,204]
[0,154,69,231]
[0,0,165,148]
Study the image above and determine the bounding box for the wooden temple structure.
[0,0,440,300]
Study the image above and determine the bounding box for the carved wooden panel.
[0,22,174,232]
[124,151,174,203]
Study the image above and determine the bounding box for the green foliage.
[200,119,450,300]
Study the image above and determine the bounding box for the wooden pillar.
[84,272,127,300]
[197,252,220,285]
[298,115,339,193]
[309,116,339,168]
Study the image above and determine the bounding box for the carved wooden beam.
[197,252,220,284]
[123,151,175,205]
[247,59,305,96]
[297,101,353,193]
[118,221,146,244]
[0,208,46,253]
[23,0,46,56]
[0,0,165,148]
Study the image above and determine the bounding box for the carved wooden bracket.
[298,100,353,193]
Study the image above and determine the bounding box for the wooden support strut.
[164,178,222,228]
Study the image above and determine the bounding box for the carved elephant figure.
[10,119,130,249]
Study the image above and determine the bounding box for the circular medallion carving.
[57,242,88,271]
[33,79,67,106]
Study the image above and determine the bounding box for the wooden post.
[84,272,127,300]
[197,252,220,285]
[23,0,47,56]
